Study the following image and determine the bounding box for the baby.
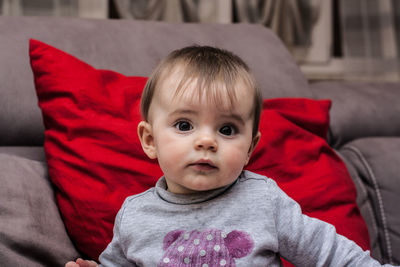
[66,46,394,266]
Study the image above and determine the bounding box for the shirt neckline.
[155,175,239,205]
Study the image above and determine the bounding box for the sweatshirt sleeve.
[99,200,138,267]
[269,179,393,267]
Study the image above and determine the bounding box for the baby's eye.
[175,121,193,132]
[219,125,236,136]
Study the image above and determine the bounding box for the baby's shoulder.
[238,171,296,211]
[124,187,156,204]
[118,187,157,216]
[238,170,287,198]
[240,170,277,188]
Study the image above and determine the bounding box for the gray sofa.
[0,16,399,266]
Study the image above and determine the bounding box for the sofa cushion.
[0,146,46,162]
[310,81,400,148]
[30,39,371,263]
[0,152,80,266]
[0,15,311,146]
[339,137,400,265]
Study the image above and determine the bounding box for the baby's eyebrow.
[220,113,246,126]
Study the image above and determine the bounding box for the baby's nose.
[194,134,218,152]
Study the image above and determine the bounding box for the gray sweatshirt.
[99,170,392,266]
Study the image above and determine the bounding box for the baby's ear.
[245,131,261,165]
[137,121,157,159]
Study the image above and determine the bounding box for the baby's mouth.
[188,160,218,171]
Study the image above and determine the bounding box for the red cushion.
[30,39,163,259]
[30,39,370,262]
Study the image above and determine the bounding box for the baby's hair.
[140,45,262,137]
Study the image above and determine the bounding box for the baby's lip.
[188,159,218,170]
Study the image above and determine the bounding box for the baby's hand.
[65,258,98,267]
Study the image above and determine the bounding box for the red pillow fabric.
[30,39,370,262]
[30,39,163,259]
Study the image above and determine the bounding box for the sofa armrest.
[338,137,400,265]
[0,149,80,266]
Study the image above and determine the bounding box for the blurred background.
[1,0,399,82]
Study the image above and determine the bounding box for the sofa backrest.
[0,16,311,146]
[310,81,400,148]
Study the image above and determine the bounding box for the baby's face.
[144,71,260,194]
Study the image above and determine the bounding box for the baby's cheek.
[223,146,249,171]
[159,151,185,171]
[156,138,187,170]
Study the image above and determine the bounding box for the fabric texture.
[112,0,317,48]
[340,138,400,265]
[30,39,370,262]
[310,81,400,148]
[0,146,46,162]
[99,171,384,267]
[0,153,80,266]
